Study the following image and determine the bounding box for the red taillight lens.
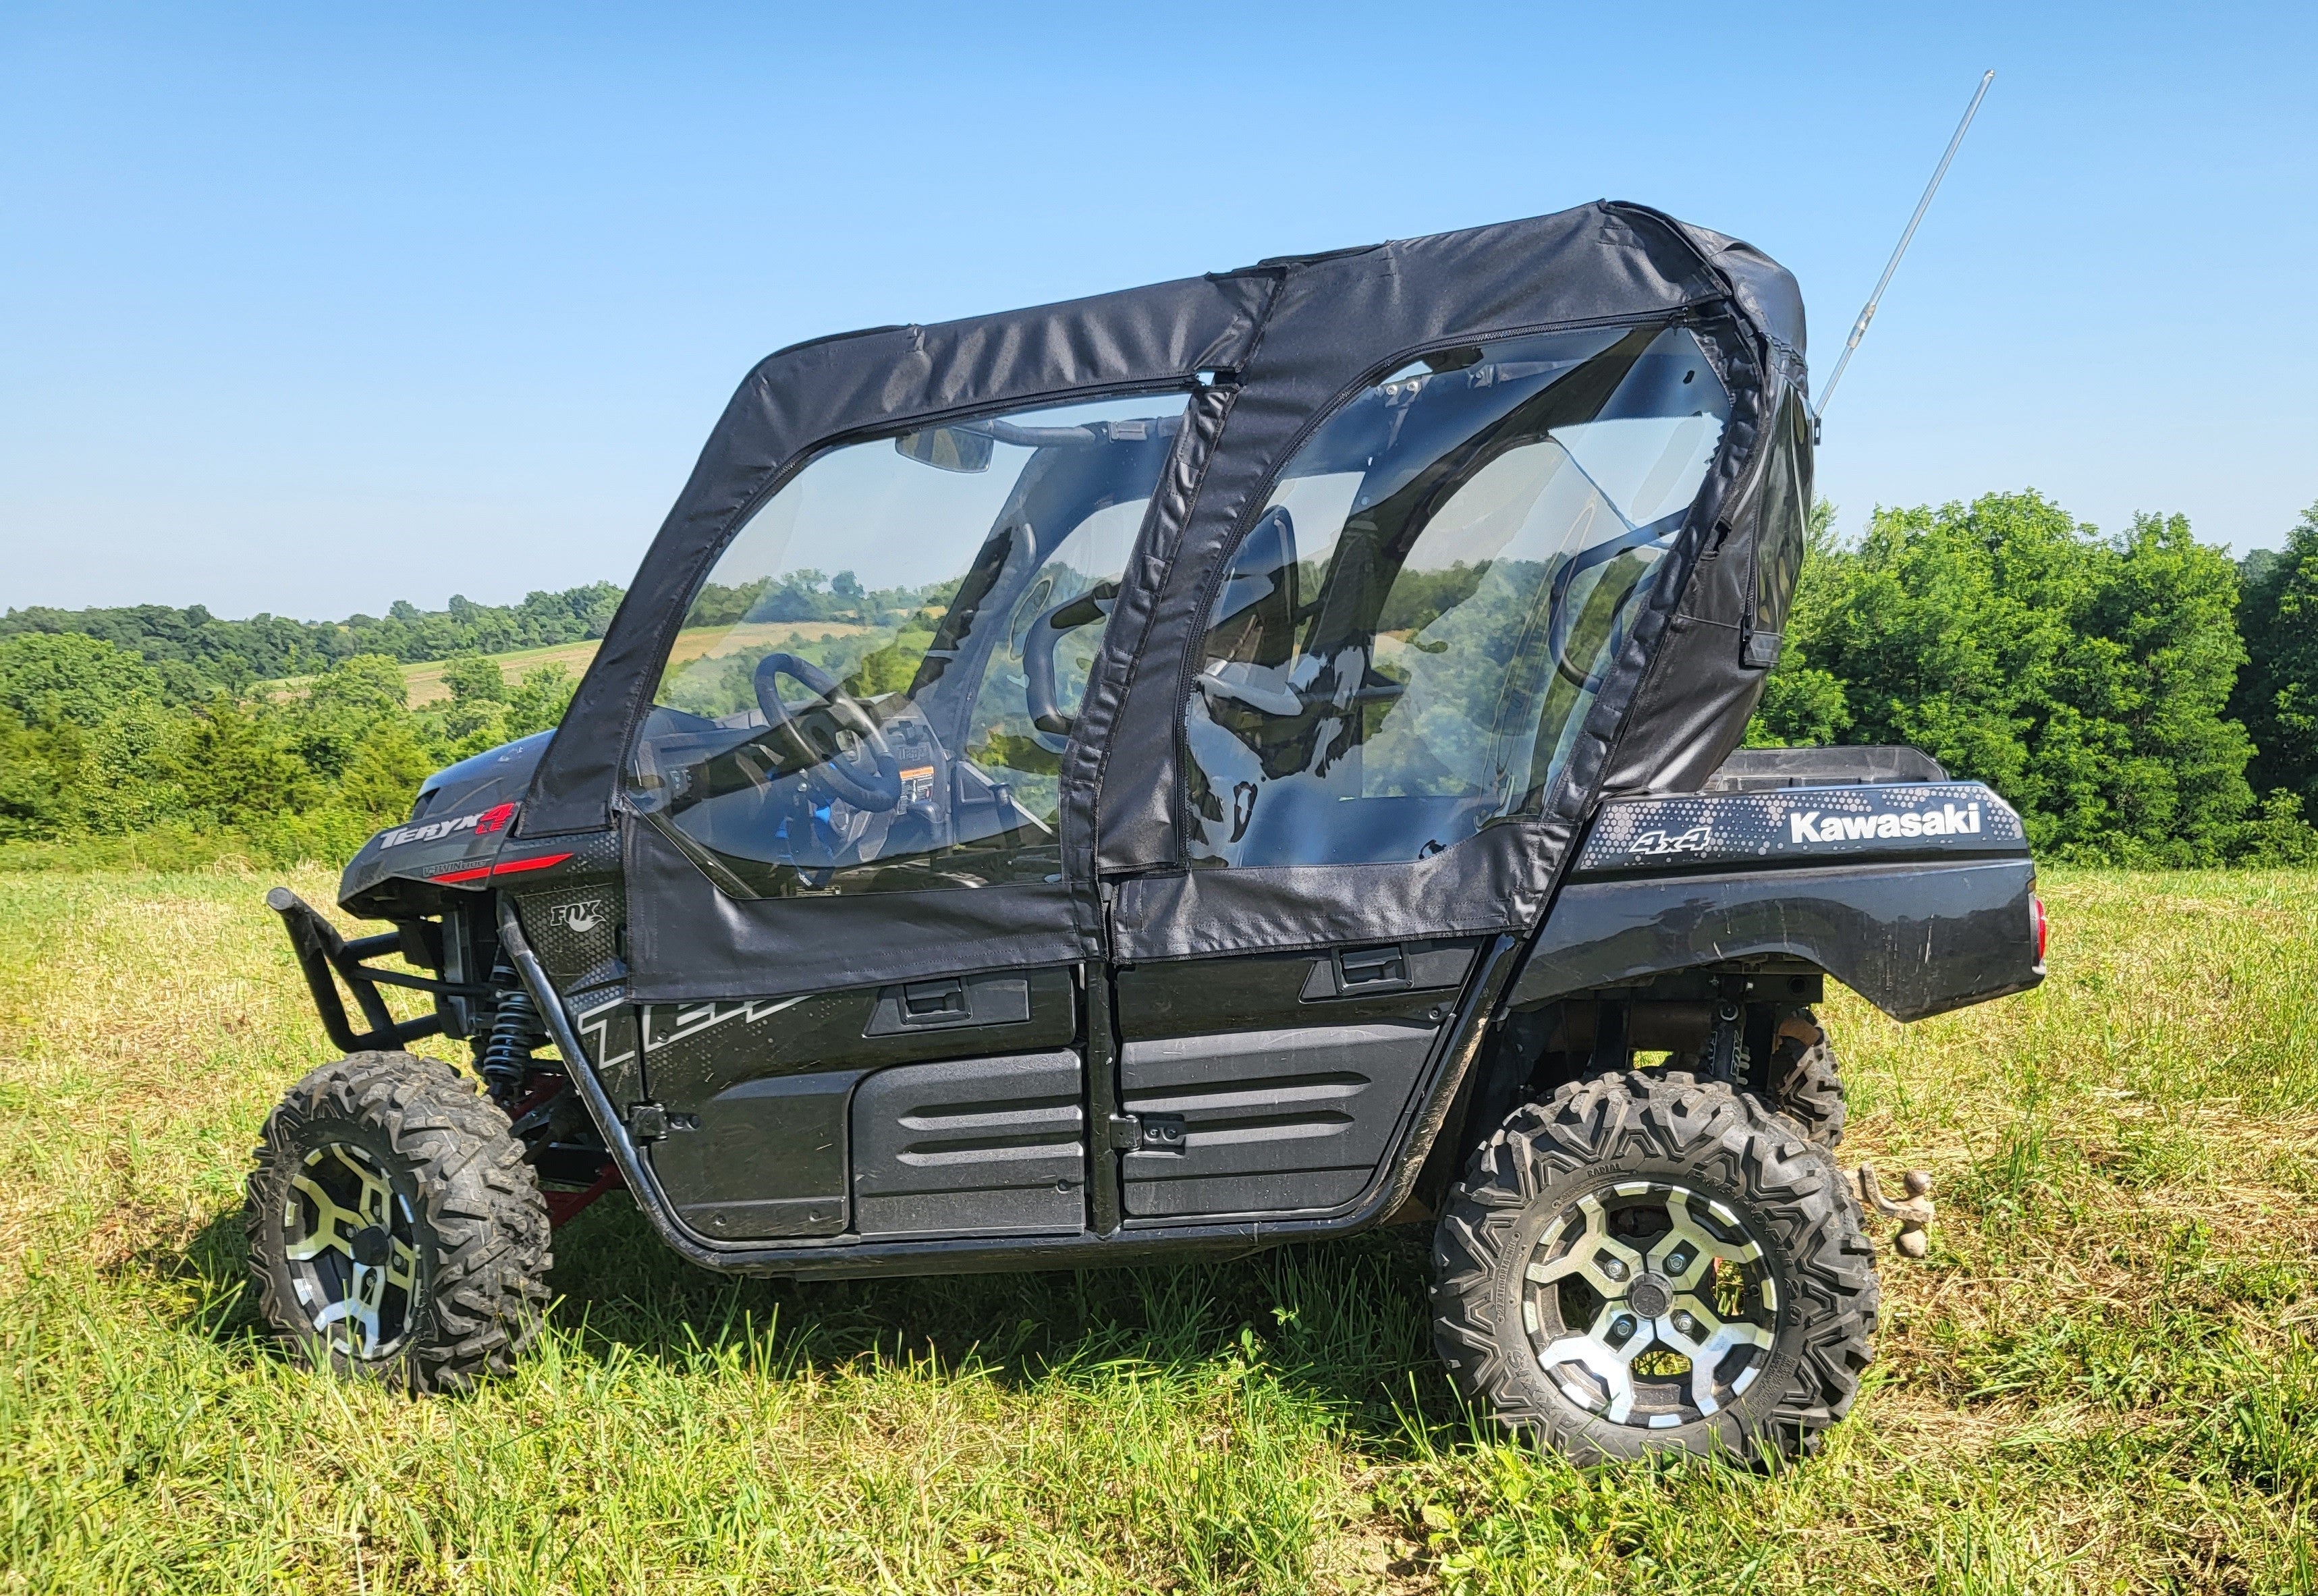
[2031,895,2049,963]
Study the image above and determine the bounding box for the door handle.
[900,976,970,1025]
[1336,945,1410,990]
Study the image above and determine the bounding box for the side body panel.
[1512,860,2042,1020]
[850,1050,1086,1240]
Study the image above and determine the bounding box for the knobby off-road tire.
[245,1051,551,1393]
[1765,1009,1846,1149]
[1431,1070,1878,1465]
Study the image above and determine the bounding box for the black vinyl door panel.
[1111,939,1479,1220]
[642,967,1078,1241]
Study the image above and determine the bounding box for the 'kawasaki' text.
[1788,803,1981,844]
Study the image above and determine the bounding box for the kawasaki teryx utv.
[250,202,2044,1463]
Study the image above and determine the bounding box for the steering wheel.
[751,653,903,813]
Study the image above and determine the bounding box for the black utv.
[250,202,2044,1464]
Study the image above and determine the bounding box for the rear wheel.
[245,1051,551,1392]
[1765,1009,1846,1149]
[1431,1070,1877,1464]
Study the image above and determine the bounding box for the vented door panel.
[850,1051,1087,1238]
[1118,1022,1440,1219]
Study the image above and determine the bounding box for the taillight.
[2031,896,2049,964]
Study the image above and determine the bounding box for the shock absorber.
[1705,1000,1745,1084]
[478,958,545,1105]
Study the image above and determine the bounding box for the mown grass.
[1,867,2312,1593]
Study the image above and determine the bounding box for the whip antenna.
[1815,69,1994,423]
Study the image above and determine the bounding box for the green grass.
[1,867,2313,1593]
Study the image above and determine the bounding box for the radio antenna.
[1815,69,1995,424]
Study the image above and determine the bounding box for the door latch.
[1107,1112,1187,1153]
[1137,1113,1186,1153]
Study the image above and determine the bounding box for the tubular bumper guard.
[267,888,485,1053]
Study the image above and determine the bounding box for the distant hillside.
[0,583,624,703]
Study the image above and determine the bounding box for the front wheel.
[244,1051,551,1392]
[1431,1070,1878,1464]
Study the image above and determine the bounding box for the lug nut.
[1612,1315,1637,1340]
[1665,1251,1688,1274]
[1673,1311,1696,1336]
[1600,1257,1628,1281]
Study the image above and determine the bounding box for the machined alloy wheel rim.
[281,1140,420,1358]
[1522,1180,1777,1428]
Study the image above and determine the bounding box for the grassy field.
[401,640,607,707]
[254,621,878,707]
[1,868,2313,1593]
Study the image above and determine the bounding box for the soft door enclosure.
[520,201,1807,1011]
[501,200,1813,1248]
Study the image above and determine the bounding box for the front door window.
[626,393,1188,897]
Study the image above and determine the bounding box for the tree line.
[0,638,578,866]
[0,491,2311,869]
[0,582,622,700]
[1748,491,2316,865]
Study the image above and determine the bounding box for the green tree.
[0,710,76,839]
[441,652,507,704]
[2232,501,2318,808]
[1755,491,2261,862]
[435,651,509,748]
[308,653,410,716]
[0,633,165,729]
[1748,651,1851,748]
[2075,512,2255,856]
[164,700,321,828]
[503,663,578,739]
[77,703,191,834]
[281,653,419,782]
[339,719,438,819]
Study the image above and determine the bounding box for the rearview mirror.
[894,426,994,472]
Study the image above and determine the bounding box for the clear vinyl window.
[1184,323,1731,869]
[626,392,1188,898]
[1752,385,1813,640]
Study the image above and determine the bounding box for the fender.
[1507,778,2043,1020]
[1508,857,2043,1021]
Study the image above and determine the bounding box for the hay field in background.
[1,868,2312,1593]
[259,620,875,707]
[401,640,608,707]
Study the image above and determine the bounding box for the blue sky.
[3,1,2313,618]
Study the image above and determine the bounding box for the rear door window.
[1184,324,1731,869]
